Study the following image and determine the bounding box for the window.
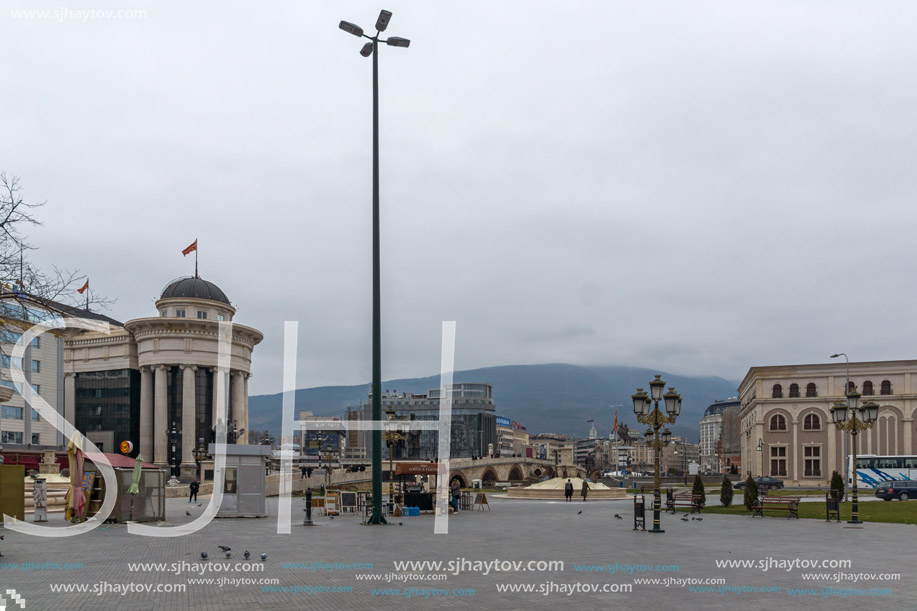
[2,405,23,419]
[770,446,787,477]
[789,383,799,398]
[0,380,15,390]
[31,433,39,445]
[803,413,820,430]
[769,414,787,431]
[217,314,225,321]
[847,381,856,393]
[31,336,39,348]
[31,360,39,373]
[175,309,186,318]
[31,408,39,421]
[1,431,23,444]
[1,355,22,369]
[31,384,39,395]
[1,330,22,344]
[806,383,817,397]
[862,381,874,395]
[772,384,783,399]
[880,380,892,395]
[160,310,168,317]
[804,446,821,476]
[197,311,207,319]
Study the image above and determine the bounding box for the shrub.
[830,470,845,501]
[692,474,706,505]
[743,475,759,510]
[720,475,734,508]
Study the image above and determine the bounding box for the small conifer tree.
[743,475,759,510]
[720,475,734,508]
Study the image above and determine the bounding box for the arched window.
[770,414,787,431]
[862,381,874,396]
[788,383,800,398]
[806,383,817,398]
[803,413,820,430]
[772,384,783,399]
[848,381,856,393]
[881,380,892,395]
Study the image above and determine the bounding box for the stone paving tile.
[0,495,912,610]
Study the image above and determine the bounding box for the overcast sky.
[3,1,917,396]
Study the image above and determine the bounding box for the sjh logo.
[0,589,25,610]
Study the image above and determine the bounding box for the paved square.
[1,495,912,610]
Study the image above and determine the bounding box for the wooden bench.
[665,493,704,514]
[751,496,800,519]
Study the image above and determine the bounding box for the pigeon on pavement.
[244,551,251,560]
[577,510,582,515]
[225,551,232,558]
[201,552,208,559]
[186,511,191,516]
[261,553,267,561]
[614,514,623,519]
[218,545,231,552]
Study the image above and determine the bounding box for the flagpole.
[195,238,198,278]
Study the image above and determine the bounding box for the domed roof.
[704,397,740,418]
[160,277,230,305]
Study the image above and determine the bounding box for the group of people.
[564,478,589,501]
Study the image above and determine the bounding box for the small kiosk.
[82,453,166,523]
[209,444,271,518]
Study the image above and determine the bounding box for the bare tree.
[0,172,113,312]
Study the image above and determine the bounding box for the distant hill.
[247,364,741,443]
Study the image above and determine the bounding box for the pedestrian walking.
[581,480,590,502]
[189,479,200,503]
[451,479,461,513]
[564,479,574,502]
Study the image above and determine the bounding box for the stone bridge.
[446,457,584,487]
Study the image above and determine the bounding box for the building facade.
[362,383,497,460]
[738,360,917,487]
[68,277,262,479]
[699,398,740,472]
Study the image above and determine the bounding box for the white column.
[139,367,154,458]
[231,371,245,444]
[63,373,76,425]
[791,417,798,483]
[181,365,197,468]
[242,373,250,445]
[154,365,168,466]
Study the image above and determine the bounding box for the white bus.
[848,454,917,488]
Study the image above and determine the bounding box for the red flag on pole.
[613,408,618,441]
[77,280,89,294]
[182,240,198,256]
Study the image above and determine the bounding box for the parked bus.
[848,454,917,488]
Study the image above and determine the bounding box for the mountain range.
[247,363,742,443]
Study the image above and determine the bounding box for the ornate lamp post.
[831,388,878,524]
[633,375,681,534]
[383,406,406,508]
[193,437,207,480]
[167,421,181,485]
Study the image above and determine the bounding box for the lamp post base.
[846,519,863,525]
[648,528,665,534]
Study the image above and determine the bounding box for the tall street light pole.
[830,353,850,496]
[339,10,410,525]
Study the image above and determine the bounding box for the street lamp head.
[660,429,672,444]
[375,10,392,32]
[846,387,861,411]
[663,387,681,418]
[644,428,653,442]
[649,375,665,402]
[339,20,364,37]
[360,42,373,57]
[756,439,763,451]
[860,400,879,423]
[632,388,649,416]
[386,37,411,48]
[831,401,848,424]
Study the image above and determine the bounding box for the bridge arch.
[507,464,524,481]
[480,468,498,486]
[449,473,467,488]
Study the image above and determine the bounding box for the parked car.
[733,476,785,492]
[875,481,917,501]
